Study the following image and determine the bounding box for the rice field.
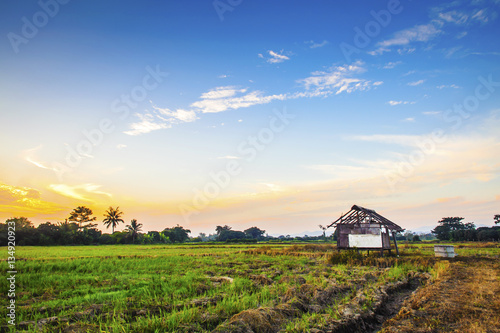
[1,242,499,332]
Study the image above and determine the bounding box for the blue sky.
[1,0,500,235]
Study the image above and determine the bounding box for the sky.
[1,0,500,236]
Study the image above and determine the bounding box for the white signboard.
[348,234,382,248]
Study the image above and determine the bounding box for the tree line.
[0,206,273,246]
[431,216,500,241]
[2,206,498,246]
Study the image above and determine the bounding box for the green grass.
[1,242,498,332]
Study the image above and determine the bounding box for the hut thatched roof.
[327,205,404,232]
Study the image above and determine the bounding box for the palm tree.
[126,219,143,243]
[103,206,124,234]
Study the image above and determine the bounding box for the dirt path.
[379,258,500,333]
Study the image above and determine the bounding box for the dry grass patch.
[380,258,500,333]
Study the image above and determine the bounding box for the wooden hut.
[327,205,404,255]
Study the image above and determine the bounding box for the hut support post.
[392,231,400,256]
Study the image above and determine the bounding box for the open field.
[1,242,500,332]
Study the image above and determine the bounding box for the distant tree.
[198,232,208,241]
[5,217,37,245]
[218,229,246,242]
[244,226,266,239]
[103,207,124,234]
[68,206,97,229]
[216,225,232,235]
[57,219,79,245]
[432,217,475,241]
[37,222,60,245]
[412,234,421,242]
[145,231,163,243]
[163,225,191,243]
[126,219,143,243]
[495,214,500,225]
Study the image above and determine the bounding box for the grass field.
[1,242,499,332]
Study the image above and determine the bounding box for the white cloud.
[263,50,290,64]
[387,100,414,106]
[306,40,329,49]
[116,144,127,149]
[217,155,241,160]
[49,183,112,202]
[408,79,425,86]
[437,84,460,89]
[372,23,441,55]
[422,111,441,116]
[125,104,198,136]
[23,145,50,169]
[471,9,494,24]
[383,61,402,69]
[200,86,245,99]
[126,62,378,135]
[347,134,433,147]
[297,61,377,95]
[191,86,287,113]
[124,112,171,136]
[439,11,469,24]
[402,117,416,122]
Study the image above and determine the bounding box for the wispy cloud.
[125,104,198,136]
[422,111,441,116]
[23,145,50,169]
[408,79,425,86]
[306,40,329,49]
[347,134,426,146]
[191,86,287,113]
[383,61,402,69]
[437,84,460,89]
[297,61,378,95]
[387,100,414,106]
[371,23,442,55]
[126,62,379,135]
[402,117,416,122]
[49,183,112,202]
[438,10,469,24]
[371,3,498,56]
[261,50,290,64]
[217,155,241,160]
